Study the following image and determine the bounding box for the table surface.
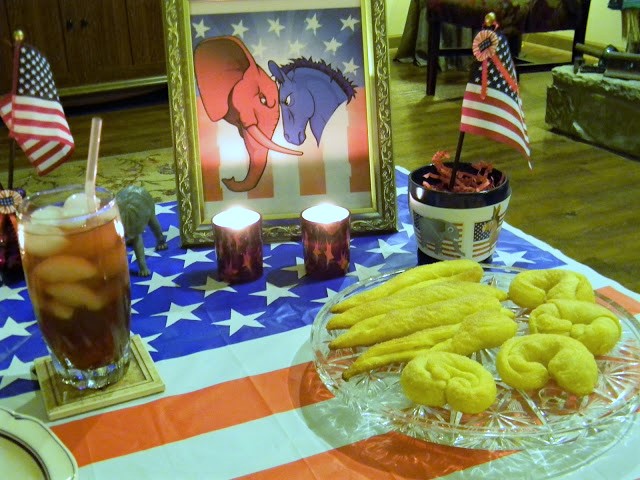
[1,167,639,480]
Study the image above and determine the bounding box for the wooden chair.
[425,0,592,95]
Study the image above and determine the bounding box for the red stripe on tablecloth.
[240,431,512,480]
[597,286,640,315]
[51,362,318,467]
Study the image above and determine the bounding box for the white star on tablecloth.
[396,185,408,196]
[0,284,28,301]
[251,282,299,306]
[164,225,181,243]
[152,302,204,328]
[135,272,181,294]
[0,317,36,341]
[171,249,215,268]
[155,204,175,215]
[367,239,410,259]
[348,262,385,282]
[192,19,210,39]
[130,246,162,263]
[131,298,143,315]
[269,241,299,251]
[493,250,535,267]
[213,309,265,336]
[137,333,162,353]
[282,257,306,279]
[191,276,236,298]
[0,355,32,390]
[311,288,340,304]
[400,222,414,238]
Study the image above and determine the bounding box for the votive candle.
[212,207,263,283]
[301,203,350,279]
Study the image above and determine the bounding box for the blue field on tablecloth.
[0,168,566,399]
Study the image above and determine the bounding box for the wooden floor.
[1,44,639,293]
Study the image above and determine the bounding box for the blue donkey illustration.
[268,57,356,146]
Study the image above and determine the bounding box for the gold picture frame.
[162,0,396,246]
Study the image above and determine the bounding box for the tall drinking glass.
[17,185,131,390]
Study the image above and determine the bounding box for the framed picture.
[162,0,396,245]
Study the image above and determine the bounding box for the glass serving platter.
[310,265,640,451]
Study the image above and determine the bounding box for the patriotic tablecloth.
[1,167,639,480]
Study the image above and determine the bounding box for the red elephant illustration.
[194,36,302,192]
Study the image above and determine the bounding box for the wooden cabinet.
[0,0,166,96]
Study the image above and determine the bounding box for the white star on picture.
[192,19,210,39]
[152,301,204,328]
[0,284,28,301]
[289,39,306,57]
[171,249,214,268]
[305,14,322,35]
[130,246,162,263]
[342,58,359,76]
[311,288,340,304]
[164,225,181,243]
[267,18,285,37]
[281,257,306,279]
[0,317,37,342]
[131,297,143,315]
[251,282,299,306]
[400,221,415,238]
[191,276,237,298]
[214,309,265,336]
[348,262,385,282]
[231,19,249,38]
[135,272,181,294]
[340,15,360,31]
[251,39,267,59]
[492,250,535,267]
[324,38,342,54]
[137,333,162,353]
[0,355,32,391]
[155,204,175,215]
[367,239,410,259]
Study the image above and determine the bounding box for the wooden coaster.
[33,335,165,421]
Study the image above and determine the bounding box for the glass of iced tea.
[17,185,131,390]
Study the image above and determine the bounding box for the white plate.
[310,265,640,451]
[0,407,78,480]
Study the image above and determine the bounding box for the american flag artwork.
[0,43,74,175]
[460,27,531,161]
[188,3,373,218]
[473,205,507,258]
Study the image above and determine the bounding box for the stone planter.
[408,163,511,264]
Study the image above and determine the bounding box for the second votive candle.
[301,203,350,279]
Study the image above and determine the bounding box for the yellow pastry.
[529,299,621,355]
[327,280,507,330]
[341,309,517,380]
[401,351,497,414]
[496,333,598,396]
[508,268,595,309]
[330,259,483,313]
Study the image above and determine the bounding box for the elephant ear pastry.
[496,333,598,396]
[529,299,621,355]
[401,351,497,414]
[508,269,595,309]
[330,259,483,313]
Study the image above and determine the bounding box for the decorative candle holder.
[301,204,350,279]
[212,207,263,284]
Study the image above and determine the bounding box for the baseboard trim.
[388,34,402,50]
[523,33,620,55]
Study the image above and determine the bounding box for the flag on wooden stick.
[0,41,74,175]
[459,21,531,164]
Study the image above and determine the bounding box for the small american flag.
[460,25,530,162]
[0,43,74,175]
